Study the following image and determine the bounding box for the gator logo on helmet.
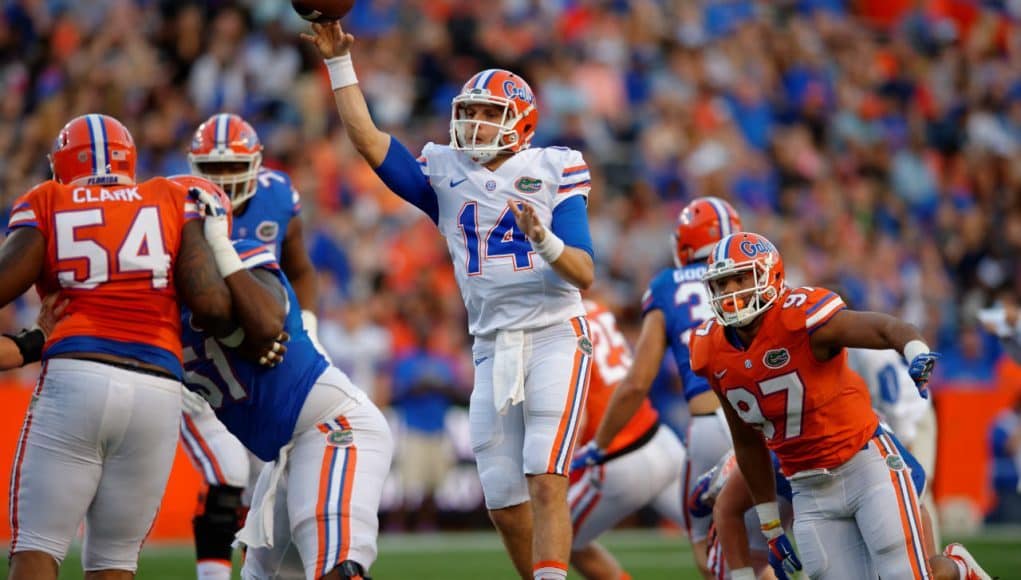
[763,348,790,369]
[515,176,543,194]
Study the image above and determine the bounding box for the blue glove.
[687,470,714,518]
[908,352,941,399]
[570,441,605,472]
[767,533,803,580]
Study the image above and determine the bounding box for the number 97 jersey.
[8,178,199,378]
[689,286,879,476]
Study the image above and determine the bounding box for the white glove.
[181,386,211,416]
[301,309,332,362]
[188,186,242,277]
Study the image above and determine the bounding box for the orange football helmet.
[703,232,785,327]
[450,69,538,164]
[50,114,136,186]
[168,174,234,233]
[188,113,263,207]
[674,196,742,267]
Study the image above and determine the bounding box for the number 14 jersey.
[689,286,878,476]
[419,143,589,336]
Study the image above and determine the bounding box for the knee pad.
[193,484,245,561]
[331,559,371,579]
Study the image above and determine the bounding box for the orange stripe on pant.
[874,433,929,579]
[181,415,227,485]
[315,423,337,576]
[545,317,591,474]
[315,416,358,576]
[337,417,357,565]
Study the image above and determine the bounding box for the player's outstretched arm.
[301,21,390,167]
[713,468,757,574]
[592,310,668,449]
[810,309,939,395]
[281,216,317,310]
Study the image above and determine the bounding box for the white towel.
[493,329,526,415]
[234,442,293,550]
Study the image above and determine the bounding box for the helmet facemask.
[449,94,528,164]
[703,256,780,327]
[188,152,262,208]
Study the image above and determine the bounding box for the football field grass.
[3,528,1019,578]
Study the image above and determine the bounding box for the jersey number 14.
[458,203,534,275]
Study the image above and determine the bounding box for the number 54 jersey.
[419,143,589,336]
[689,286,879,476]
[8,178,199,378]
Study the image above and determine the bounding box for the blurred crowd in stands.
[2,0,1021,523]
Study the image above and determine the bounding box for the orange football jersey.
[689,286,878,475]
[579,300,659,455]
[8,178,200,377]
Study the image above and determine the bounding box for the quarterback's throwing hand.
[908,352,940,398]
[299,21,354,59]
[507,200,545,242]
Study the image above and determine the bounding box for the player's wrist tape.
[533,229,565,263]
[325,54,358,90]
[4,327,45,364]
[903,340,930,363]
[730,568,756,580]
[207,236,244,278]
[755,501,783,539]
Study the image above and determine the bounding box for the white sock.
[197,559,232,580]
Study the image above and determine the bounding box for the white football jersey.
[419,143,589,336]
[847,348,931,444]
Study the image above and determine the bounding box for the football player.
[575,196,741,577]
[304,21,595,580]
[567,299,687,580]
[4,114,234,580]
[180,177,393,580]
[689,232,990,580]
[182,113,322,580]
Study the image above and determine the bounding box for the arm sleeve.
[372,136,439,224]
[550,195,593,259]
[7,183,48,234]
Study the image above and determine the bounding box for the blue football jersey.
[181,239,328,461]
[231,168,301,258]
[641,262,713,401]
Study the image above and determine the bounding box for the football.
[291,0,355,23]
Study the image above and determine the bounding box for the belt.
[71,356,179,381]
[600,422,660,464]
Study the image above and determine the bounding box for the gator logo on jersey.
[578,336,593,356]
[763,348,790,369]
[514,176,543,194]
[886,454,905,471]
[256,220,279,243]
[326,429,354,448]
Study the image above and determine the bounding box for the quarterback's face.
[461,103,505,144]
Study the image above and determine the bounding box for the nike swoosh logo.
[474,356,489,366]
[714,369,728,379]
[450,177,468,188]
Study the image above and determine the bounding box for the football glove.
[687,469,715,518]
[907,352,941,399]
[570,441,606,472]
[766,531,803,580]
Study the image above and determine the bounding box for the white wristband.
[903,340,930,363]
[755,501,783,539]
[532,229,565,264]
[730,569,756,580]
[207,236,244,278]
[325,54,358,90]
